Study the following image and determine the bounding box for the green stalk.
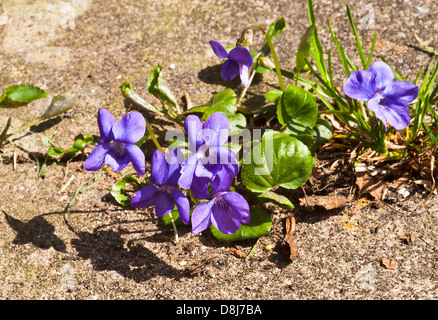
[236,52,262,107]
[7,117,44,138]
[0,117,11,147]
[168,212,179,243]
[265,33,285,91]
[243,24,284,91]
[146,120,163,153]
[346,5,366,68]
[318,110,350,116]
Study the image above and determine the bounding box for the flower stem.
[6,117,44,138]
[263,32,285,91]
[0,117,11,147]
[168,212,179,243]
[318,109,350,115]
[242,24,285,92]
[145,120,164,153]
[236,52,262,107]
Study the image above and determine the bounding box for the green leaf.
[73,139,86,152]
[257,191,295,209]
[327,19,353,77]
[261,17,286,56]
[265,89,283,103]
[40,93,78,120]
[346,5,367,69]
[202,89,237,120]
[134,133,149,148]
[110,176,142,207]
[307,0,328,81]
[276,84,318,133]
[211,206,272,241]
[67,147,80,154]
[227,113,247,136]
[294,133,315,155]
[311,118,333,144]
[0,84,47,108]
[296,24,315,73]
[241,131,315,193]
[160,206,184,228]
[68,134,94,154]
[147,65,178,107]
[203,104,237,120]
[42,137,54,148]
[121,81,159,113]
[83,134,94,144]
[47,147,64,157]
[178,105,208,118]
[210,89,237,106]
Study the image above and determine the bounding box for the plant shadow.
[3,211,67,252]
[198,64,264,87]
[3,209,185,283]
[71,229,185,283]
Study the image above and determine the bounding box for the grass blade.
[346,5,367,68]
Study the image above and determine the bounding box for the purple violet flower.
[191,174,250,235]
[130,148,190,225]
[343,61,419,131]
[178,113,239,194]
[83,108,146,175]
[210,40,253,87]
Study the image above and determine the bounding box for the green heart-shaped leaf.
[202,89,237,119]
[110,176,142,207]
[211,206,272,241]
[257,191,295,210]
[241,131,315,193]
[47,147,64,158]
[311,118,333,144]
[277,84,318,134]
[0,84,47,108]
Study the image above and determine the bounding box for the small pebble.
[398,187,410,198]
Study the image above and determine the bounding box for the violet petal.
[343,70,377,101]
[97,108,116,142]
[125,144,146,176]
[104,142,130,172]
[149,149,168,186]
[83,142,111,171]
[171,189,190,225]
[111,111,146,144]
[210,40,228,59]
[228,46,253,67]
[130,184,159,208]
[191,200,214,233]
[221,59,240,81]
[203,112,229,148]
[368,61,395,91]
[178,154,198,189]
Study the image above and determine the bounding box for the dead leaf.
[282,215,298,261]
[285,214,296,234]
[229,247,247,259]
[400,233,413,245]
[299,195,348,210]
[381,257,396,270]
[356,172,386,200]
